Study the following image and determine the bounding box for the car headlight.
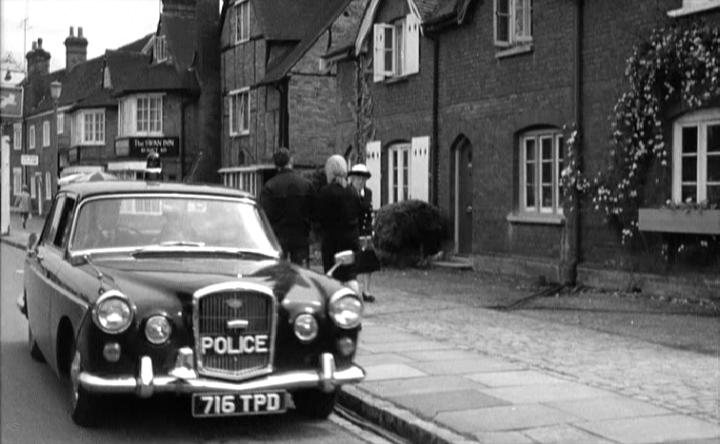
[92,290,134,334]
[293,313,318,343]
[145,315,172,344]
[328,289,363,329]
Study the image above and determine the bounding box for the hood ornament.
[225,298,243,310]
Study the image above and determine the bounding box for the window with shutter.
[373,14,420,82]
[410,136,430,202]
[365,141,382,209]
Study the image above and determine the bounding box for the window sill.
[495,44,533,60]
[507,212,565,225]
[384,74,412,85]
[230,132,250,138]
[667,3,720,17]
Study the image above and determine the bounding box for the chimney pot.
[78,27,83,38]
[38,38,43,48]
[69,26,74,37]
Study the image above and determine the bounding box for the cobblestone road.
[364,272,720,424]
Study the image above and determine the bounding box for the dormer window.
[154,35,167,63]
[494,0,532,49]
[234,0,250,44]
[372,13,420,82]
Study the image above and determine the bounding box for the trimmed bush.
[373,199,451,267]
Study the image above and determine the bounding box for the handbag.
[355,236,381,273]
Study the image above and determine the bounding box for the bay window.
[118,95,163,136]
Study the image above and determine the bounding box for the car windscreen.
[69,195,281,253]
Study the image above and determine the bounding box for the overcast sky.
[1,0,162,74]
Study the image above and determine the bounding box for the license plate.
[192,391,287,417]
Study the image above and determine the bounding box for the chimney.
[25,38,51,79]
[64,26,88,71]
[162,0,196,17]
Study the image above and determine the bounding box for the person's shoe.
[362,292,375,303]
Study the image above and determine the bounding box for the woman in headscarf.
[313,155,361,293]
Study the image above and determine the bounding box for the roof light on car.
[328,289,363,329]
[145,315,172,345]
[92,290,134,334]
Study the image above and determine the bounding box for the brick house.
[217,0,362,195]
[333,0,720,294]
[15,0,220,216]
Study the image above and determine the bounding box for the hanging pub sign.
[128,137,179,157]
[0,86,23,118]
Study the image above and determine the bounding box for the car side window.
[40,196,65,246]
[55,197,76,248]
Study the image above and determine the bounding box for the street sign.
[0,86,24,118]
[21,154,39,166]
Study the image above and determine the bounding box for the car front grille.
[193,283,276,380]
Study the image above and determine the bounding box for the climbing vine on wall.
[562,22,720,244]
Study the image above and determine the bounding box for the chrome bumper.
[78,348,365,398]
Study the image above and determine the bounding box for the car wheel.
[292,388,338,419]
[28,323,45,362]
[69,343,100,427]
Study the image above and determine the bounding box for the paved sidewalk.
[3,213,719,443]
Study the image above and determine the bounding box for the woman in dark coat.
[313,155,361,293]
[349,163,376,302]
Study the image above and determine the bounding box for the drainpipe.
[430,34,440,206]
[278,78,289,148]
[561,0,583,284]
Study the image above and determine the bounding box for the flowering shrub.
[562,23,720,244]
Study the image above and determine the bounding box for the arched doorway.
[451,136,473,255]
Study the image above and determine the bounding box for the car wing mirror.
[326,250,355,278]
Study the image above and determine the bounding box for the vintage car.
[18,181,365,426]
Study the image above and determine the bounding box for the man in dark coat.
[259,147,314,265]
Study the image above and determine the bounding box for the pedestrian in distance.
[14,185,31,229]
[348,163,378,303]
[259,147,314,266]
[313,155,362,295]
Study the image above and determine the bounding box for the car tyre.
[69,343,100,427]
[292,388,338,419]
[28,323,45,362]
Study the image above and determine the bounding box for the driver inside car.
[74,199,122,249]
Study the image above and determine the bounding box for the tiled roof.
[105,50,198,96]
[23,34,154,116]
[260,0,354,84]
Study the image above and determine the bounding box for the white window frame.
[519,130,564,216]
[13,168,22,196]
[29,125,35,150]
[234,0,250,44]
[154,35,167,63]
[672,108,720,205]
[57,112,64,134]
[135,95,163,136]
[13,123,22,150]
[387,143,410,204]
[43,120,50,147]
[494,0,532,48]
[229,88,250,136]
[373,14,420,82]
[79,109,106,145]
